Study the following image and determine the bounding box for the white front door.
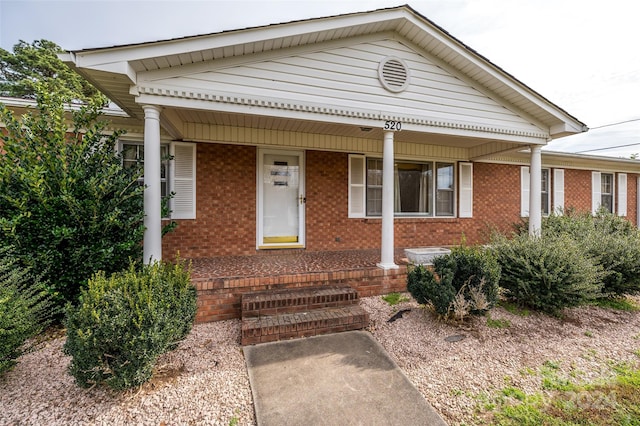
[257,149,305,248]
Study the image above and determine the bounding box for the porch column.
[528,144,542,236]
[377,131,398,269]
[143,105,163,263]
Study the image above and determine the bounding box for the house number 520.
[383,120,402,131]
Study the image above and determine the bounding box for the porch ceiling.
[167,107,494,149]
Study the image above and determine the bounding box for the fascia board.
[68,9,409,68]
[399,14,586,133]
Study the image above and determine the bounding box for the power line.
[589,118,640,130]
[576,141,640,153]
[573,118,640,153]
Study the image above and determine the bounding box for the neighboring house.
[7,5,640,320]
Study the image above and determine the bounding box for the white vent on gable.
[378,56,410,93]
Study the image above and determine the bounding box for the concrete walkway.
[243,331,447,425]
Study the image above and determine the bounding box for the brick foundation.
[194,265,407,322]
[240,285,370,345]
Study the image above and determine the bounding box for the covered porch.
[189,248,409,322]
[62,5,587,323]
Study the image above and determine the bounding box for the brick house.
[49,5,640,322]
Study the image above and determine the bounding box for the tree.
[0,39,106,105]
[0,85,144,308]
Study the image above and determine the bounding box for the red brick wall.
[163,144,639,258]
[306,158,523,250]
[628,174,638,226]
[163,143,257,259]
[564,169,593,213]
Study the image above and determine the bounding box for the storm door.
[257,149,305,248]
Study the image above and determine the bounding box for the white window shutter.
[592,171,601,215]
[459,163,473,218]
[553,169,565,214]
[618,173,627,216]
[170,142,196,220]
[348,155,366,218]
[520,166,530,217]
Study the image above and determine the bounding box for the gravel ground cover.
[1,295,639,425]
[0,321,254,426]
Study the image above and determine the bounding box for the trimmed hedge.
[64,260,197,390]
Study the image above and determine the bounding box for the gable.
[137,36,544,138]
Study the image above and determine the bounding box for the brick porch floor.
[189,248,410,322]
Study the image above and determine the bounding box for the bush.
[407,264,456,317]
[64,260,197,390]
[0,88,146,309]
[492,233,602,314]
[407,245,501,319]
[528,209,640,297]
[0,247,55,375]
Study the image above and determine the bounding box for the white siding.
[144,39,542,135]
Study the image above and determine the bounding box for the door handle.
[299,195,306,204]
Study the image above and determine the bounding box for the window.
[520,167,551,217]
[541,168,550,215]
[592,171,624,216]
[436,163,454,216]
[121,143,169,197]
[600,173,614,213]
[120,141,197,220]
[363,158,454,217]
[366,159,383,216]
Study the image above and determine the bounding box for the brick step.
[241,304,369,345]
[241,285,358,318]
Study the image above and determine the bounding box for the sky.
[0,0,638,157]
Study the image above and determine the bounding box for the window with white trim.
[541,168,550,216]
[354,157,455,217]
[121,143,169,197]
[601,173,614,213]
[520,167,551,217]
[120,141,197,220]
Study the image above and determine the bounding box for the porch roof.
[61,5,586,147]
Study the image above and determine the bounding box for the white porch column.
[528,144,542,236]
[377,131,398,269]
[143,105,163,263]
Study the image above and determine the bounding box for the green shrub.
[492,233,602,314]
[0,88,146,309]
[433,245,501,312]
[407,245,501,319]
[586,212,640,296]
[0,247,55,375]
[407,264,456,316]
[525,209,640,297]
[64,260,196,390]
